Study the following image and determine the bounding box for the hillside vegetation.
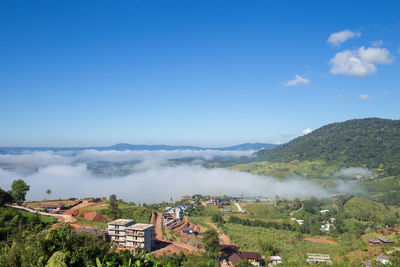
[342,197,399,223]
[256,118,400,176]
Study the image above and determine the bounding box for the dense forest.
[256,118,400,175]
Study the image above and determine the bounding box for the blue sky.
[1,0,399,147]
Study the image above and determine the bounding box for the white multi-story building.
[126,223,156,252]
[107,219,136,246]
[107,219,155,252]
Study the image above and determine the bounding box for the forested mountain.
[256,118,400,175]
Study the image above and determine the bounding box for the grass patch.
[220,223,359,263]
[343,197,400,223]
[77,218,108,227]
[228,160,340,181]
[15,208,56,224]
[242,203,289,221]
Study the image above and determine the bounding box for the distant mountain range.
[0,142,276,153]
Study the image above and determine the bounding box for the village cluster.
[290,209,336,232]
[6,193,400,267]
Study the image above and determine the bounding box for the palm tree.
[46,189,51,199]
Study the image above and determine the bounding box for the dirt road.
[152,213,201,256]
[235,203,245,213]
[289,205,304,216]
[7,204,75,223]
[206,222,233,245]
[70,200,93,211]
[154,213,164,240]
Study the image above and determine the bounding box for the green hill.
[343,197,399,223]
[256,118,400,175]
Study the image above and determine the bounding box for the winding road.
[6,204,75,223]
[289,205,304,216]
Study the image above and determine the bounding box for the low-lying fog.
[0,149,358,203]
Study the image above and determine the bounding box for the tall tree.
[46,189,51,199]
[0,188,13,205]
[108,194,121,219]
[10,179,30,205]
[202,229,220,258]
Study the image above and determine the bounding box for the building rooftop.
[239,251,262,261]
[270,256,282,260]
[220,245,240,254]
[369,239,381,243]
[378,237,394,243]
[128,223,154,230]
[108,219,135,226]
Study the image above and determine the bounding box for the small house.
[40,203,65,210]
[320,223,334,232]
[220,245,240,255]
[238,251,262,266]
[306,254,332,265]
[368,239,382,246]
[319,210,329,215]
[378,237,394,244]
[89,198,101,203]
[269,256,282,265]
[182,227,194,234]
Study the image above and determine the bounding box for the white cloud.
[359,94,369,100]
[0,162,335,203]
[371,40,383,47]
[327,30,361,46]
[334,167,372,177]
[76,149,254,163]
[330,46,393,77]
[0,149,254,167]
[283,75,310,87]
[0,149,359,203]
[274,141,282,145]
[0,151,72,166]
[302,128,313,135]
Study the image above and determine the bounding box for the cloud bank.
[0,149,253,167]
[0,149,354,203]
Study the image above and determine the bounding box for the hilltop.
[256,118,400,176]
